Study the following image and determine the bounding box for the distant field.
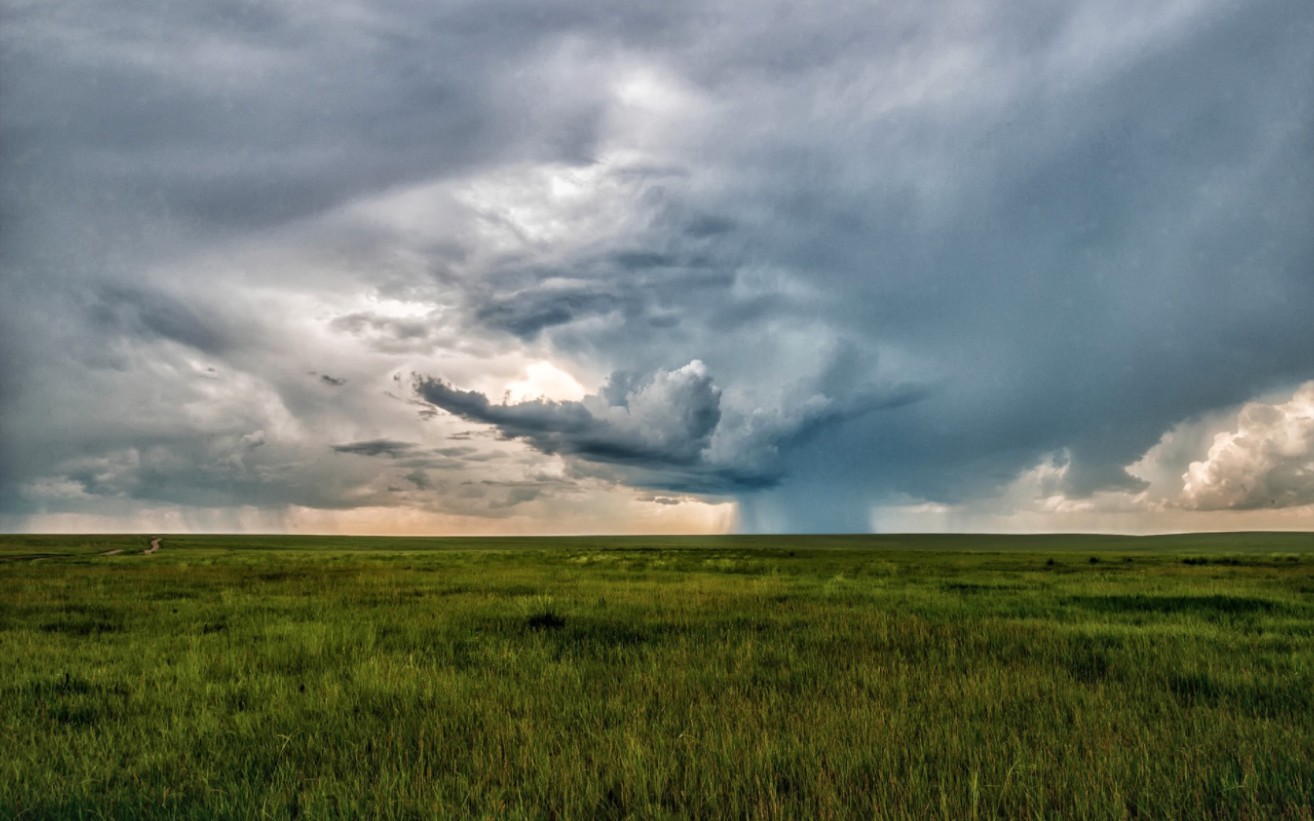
[2,533,1311,818]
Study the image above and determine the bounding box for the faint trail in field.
[101,549,124,556]
[143,538,162,555]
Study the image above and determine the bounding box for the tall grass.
[2,534,1311,818]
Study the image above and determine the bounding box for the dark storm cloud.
[415,361,927,493]
[87,285,231,354]
[18,432,366,514]
[475,286,624,340]
[331,439,418,458]
[0,0,688,233]
[2,0,1311,532]
[463,246,738,341]
[637,495,683,506]
[440,0,1311,528]
[403,469,432,491]
[415,362,720,468]
[331,440,493,473]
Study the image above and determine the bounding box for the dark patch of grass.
[1063,636,1119,684]
[146,588,200,601]
[940,582,1027,594]
[200,619,228,635]
[433,584,474,597]
[18,673,131,728]
[496,584,540,597]
[525,609,566,631]
[557,619,665,653]
[1067,593,1285,617]
[24,672,100,697]
[39,605,126,636]
[255,571,297,582]
[39,619,123,636]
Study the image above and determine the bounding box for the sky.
[1,0,1312,535]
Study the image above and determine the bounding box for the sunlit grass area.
[2,533,1312,818]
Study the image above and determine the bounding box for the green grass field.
[2,533,1312,819]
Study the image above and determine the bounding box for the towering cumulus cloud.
[1179,383,1314,511]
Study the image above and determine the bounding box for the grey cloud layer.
[2,0,1311,531]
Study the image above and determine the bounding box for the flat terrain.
[2,533,1311,819]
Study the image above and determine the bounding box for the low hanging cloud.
[415,361,723,484]
[1178,382,1314,511]
[414,360,919,493]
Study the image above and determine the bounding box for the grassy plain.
[2,532,1312,819]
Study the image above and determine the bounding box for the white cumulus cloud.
[1178,382,1314,510]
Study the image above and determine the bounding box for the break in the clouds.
[1,0,1311,534]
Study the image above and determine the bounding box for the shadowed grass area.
[1,532,1311,818]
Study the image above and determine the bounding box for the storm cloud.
[2,0,1311,533]
[419,362,720,463]
[416,360,929,494]
[331,439,419,459]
